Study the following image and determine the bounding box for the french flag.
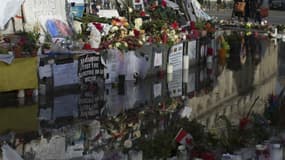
[175,128,193,147]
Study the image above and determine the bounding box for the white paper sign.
[53,61,79,87]
[168,43,184,71]
[98,10,119,18]
[23,0,67,27]
[154,52,162,67]
[67,0,83,3]
[191,0,212,21]
[187,71,196,93]
[39,64,52,79]
[153,83,162,98]
[188,40,197,61]
[168,71,183,97]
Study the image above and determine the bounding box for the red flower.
[93,22,103,32]
[207,48,214,56]
[161,32,168,44]
[200,152,215,160]
[148,36,153,43]
[239,117,251,130]
[134,29,140,38]
[171,21,179,30]
[83,43,92,50]
[161,0,167,8]
[188,30,199,39]
[190,21,196,30]
[140,11,146,17]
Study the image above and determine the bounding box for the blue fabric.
[46,20,59,37]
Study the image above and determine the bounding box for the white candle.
[17,90,25,98]
[183,55,189,70]
[167,64,173,74]
[183,70,188,83]
[33,89,38,97]
[39,84,46,96]
[167,73,173,82]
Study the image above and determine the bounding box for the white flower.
[128,7,133,13]
[115,42,121,48]
[133,130,141,138]
[134,18,143,29]
[129,30,135,36]
[110,26,119,32]
[124,139,133,148]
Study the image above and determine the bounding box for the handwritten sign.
[23,0,67,27]
[78,53,104,83]
[168,43,183,71]
[53,61,79,87]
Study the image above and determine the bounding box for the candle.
[183,55,189,70]
[167,64,173,73]
[17,90,25,98]
[183,70,188,83]
[39,84,46,96]
[33,89,38,97]
[167,73,173,82]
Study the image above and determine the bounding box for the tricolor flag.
[175,128,193,147]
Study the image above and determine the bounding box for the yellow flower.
[133,130,141,138]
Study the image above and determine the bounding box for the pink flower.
[161,0,167,8]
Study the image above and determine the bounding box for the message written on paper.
[78,54,104,83]
[23,0,66,25]
[168,43,183,71]
[53,61,79,87]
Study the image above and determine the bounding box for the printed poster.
[168,43,184,71]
